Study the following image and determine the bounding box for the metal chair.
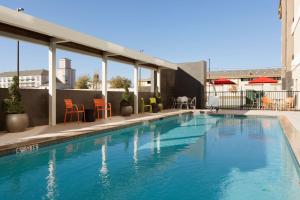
[94,98,112,119]
[189,97,196,109]
[64,99,85,123]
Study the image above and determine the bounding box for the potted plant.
[120,86,133,116]
[154,87,163,111]
[3,76,29,132]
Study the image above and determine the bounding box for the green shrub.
[3,76,25,114]
[120,86,132,106]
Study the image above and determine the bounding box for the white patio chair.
[172,98,179,108]
[189,97,196,109]
[179,96,189,109]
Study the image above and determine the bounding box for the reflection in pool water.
[0,114,299,200]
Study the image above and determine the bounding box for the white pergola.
[0,6,178,126]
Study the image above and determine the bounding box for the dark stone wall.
[176,61,207,108]
[0,89,49,131]
[0,88,153,131]
[161,61,207,109]
[0,61,206,131]
[161,69,176,109]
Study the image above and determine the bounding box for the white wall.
[291,0,300,108]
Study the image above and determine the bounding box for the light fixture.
[17,8,24,12]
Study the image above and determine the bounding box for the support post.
[134,63,139,114]
[157,68,161,92]
[150,70,157,93]
[102,57,108,118]
[49,42,56,126]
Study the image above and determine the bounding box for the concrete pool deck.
[0,109,192,155]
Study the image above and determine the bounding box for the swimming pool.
[0,114,299,200]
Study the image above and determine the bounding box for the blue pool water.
[0,114,300,200]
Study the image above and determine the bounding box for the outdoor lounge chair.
[64,99,86,123]
[94,98,112,119]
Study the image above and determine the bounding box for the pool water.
[0,114,300,200]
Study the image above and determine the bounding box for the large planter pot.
[6,113,29,132]
[121,106,133,116]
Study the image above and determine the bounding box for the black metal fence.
[206,90,300,111]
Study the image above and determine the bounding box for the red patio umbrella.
[213,78,236,85]
[249,77,278,84]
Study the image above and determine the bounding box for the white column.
[49,42,56,126]
[102,57,108,118]
[133,63,139,114]
[157,68,161,92]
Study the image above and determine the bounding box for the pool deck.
[202,109,300,167]
[0,109,192,155]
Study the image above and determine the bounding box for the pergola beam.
[103,52,118,57]
[51,38,69,44]
[135,61,148,65]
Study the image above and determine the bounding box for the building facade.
[0,69,49,88]
[57,58,76,89]
[279,0,300,91]
[207,68,282,92]
[0,58,76,89]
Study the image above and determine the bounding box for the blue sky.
[0,0,281,80]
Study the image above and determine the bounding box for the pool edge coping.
[0,110,193,156]
[278,115,300,168]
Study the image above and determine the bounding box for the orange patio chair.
[94,98,112,119]
[261,96,274,110]
[64,99,86,123]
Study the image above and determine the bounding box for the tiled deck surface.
[0,109,192,155]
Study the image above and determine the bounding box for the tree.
[76,75,91,89]
[110,76,131,88]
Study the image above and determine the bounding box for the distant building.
[0,69,49,89]
[207,68,282,92]
[0,58,76,89]
[57,58,76,89]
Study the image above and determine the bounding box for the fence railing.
[206,91,300,111]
